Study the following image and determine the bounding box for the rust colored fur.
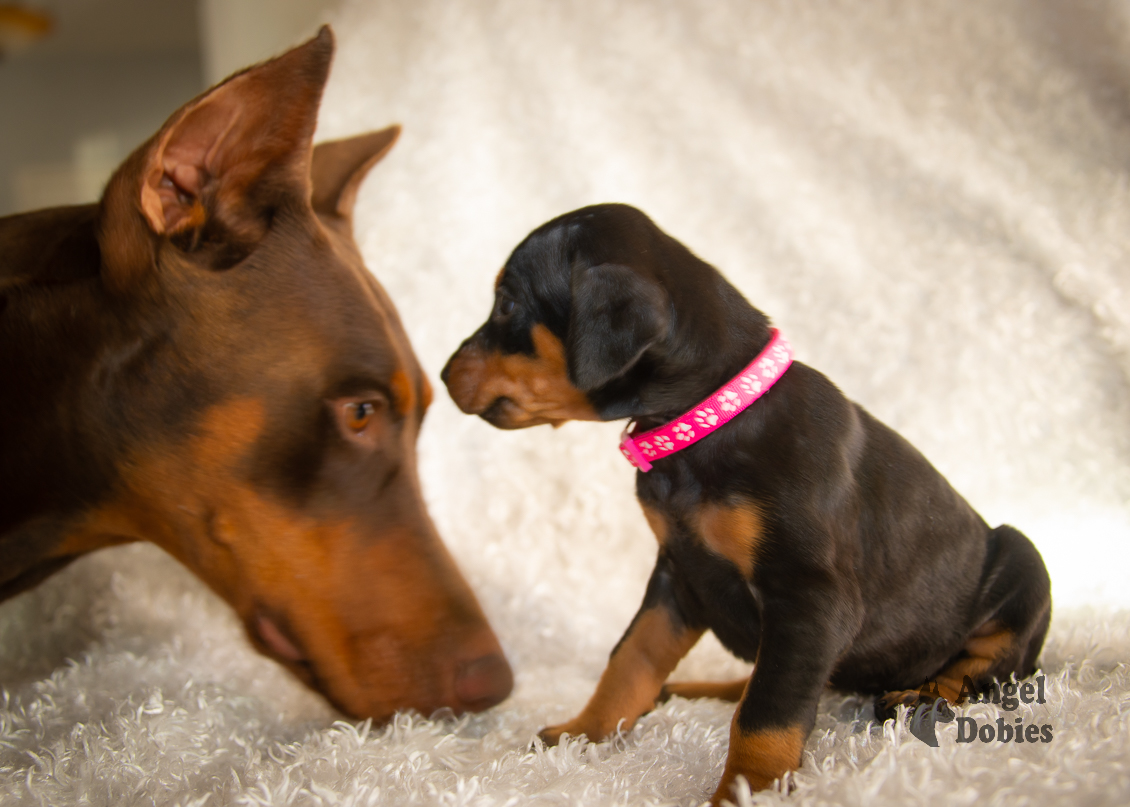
[0,28,512,722]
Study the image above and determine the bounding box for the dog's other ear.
[567,263,671,391]
[99,26,334,290]
[311,126,400,222]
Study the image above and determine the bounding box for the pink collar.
[619,329,793,472]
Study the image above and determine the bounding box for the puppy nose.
[440,355,454,386]
[454,652,513,710]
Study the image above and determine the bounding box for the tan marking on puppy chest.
[695,498,765,573]
[640,503,670,545]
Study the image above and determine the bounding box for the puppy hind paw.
[874,689,921,723]
[874,690,955,725]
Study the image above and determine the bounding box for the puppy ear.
[567,263,671,391]
[98,27,334,290]
[311,126,401,222]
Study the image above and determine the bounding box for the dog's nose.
[454,651,513,711]
[440,354,454,386]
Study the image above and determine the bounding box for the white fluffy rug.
[3,1,1130,804]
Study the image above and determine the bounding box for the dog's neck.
[592,273,775,429]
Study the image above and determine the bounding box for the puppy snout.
[442,340,486,414]
[439,347,459,387]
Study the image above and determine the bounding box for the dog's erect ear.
[311,126,400,221]
[567,263,671,391]
[99,26,334,290]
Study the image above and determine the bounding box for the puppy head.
[442,204,678,428]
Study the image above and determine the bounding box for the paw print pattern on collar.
[619,329,793,472]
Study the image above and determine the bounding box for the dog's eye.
[347,401,376,431]
[493,295,516,321]
[330,394,388,449]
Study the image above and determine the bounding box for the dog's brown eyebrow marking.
[390,368,416,417]
[493,266,506,289]
[694,497,766,575]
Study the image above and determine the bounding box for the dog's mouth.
[255,609,308,663]
[480,396,561,429]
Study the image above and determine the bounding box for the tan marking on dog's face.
[714,723,806,800]
[695,497,765,575]
[54,396,508,721]
[640,502,670,545]
[444,323,599,428]
[389,368,416,417]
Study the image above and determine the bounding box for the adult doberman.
[0,28,512,722]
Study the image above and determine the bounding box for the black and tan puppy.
[442,203,1050,804]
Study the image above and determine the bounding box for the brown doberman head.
[0,28,512,721]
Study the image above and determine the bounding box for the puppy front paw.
[710,725,805,804]
[538,714,619,746]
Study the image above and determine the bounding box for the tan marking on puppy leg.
[695,497,765,575]
[878,621,1017,713]
[540,608,703,744]
[712,723,805,804]
[420,376,433,411]
[660,678,748,703]
[640,502,669,546]
[934,623,1016,702]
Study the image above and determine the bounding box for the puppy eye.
[493,295,516,321]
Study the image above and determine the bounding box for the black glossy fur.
[444,203,1051,777]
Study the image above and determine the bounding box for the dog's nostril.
[454,652,513,710]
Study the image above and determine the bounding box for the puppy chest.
[640,495,767,576]
[640,497,766,663]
